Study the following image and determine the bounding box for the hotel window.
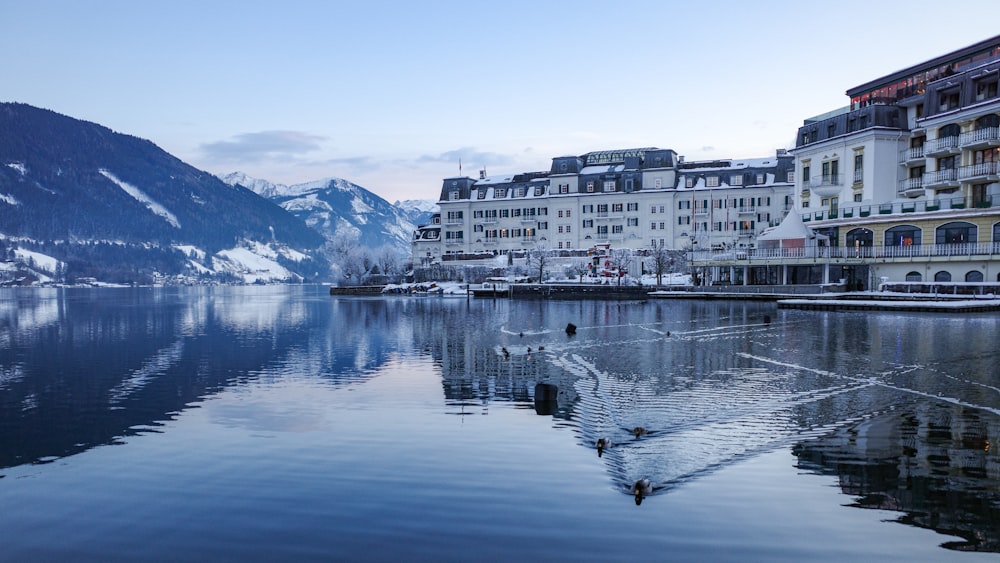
[500,209,509,218]
[603,180,616,192]
[853,152,863,183]
[659,222,665,230]
[538,222,547,230]
[612,203,623,213]
[650,222,657,230]
[654,178,662,189]
[612,225,623,234]
[583,204,594,213]
[583,219,594,228]
[449,191,459,200]
[535,186,545,196]
[494,188,507,198]
[854,194,862,203]
[557,242,563,249]
[802,163,810,185]
[756,173,765,184]
[976,79,998,101]
[473,224,484,232]
[706,176,719,187]
[559,183,569,194]
[627,202,638,212]
[685,176,694,188]
[565,209,571,217]
[650,206,657,214]
[597,204,608,214]
[659,206,665,213]
[678,200,690,210]
[514,187,525,197]
[558,210,563,218]
[539,207,547,215]
[586,181,595,192]
[939,90,960,111]
[730,175,742,186]
[558,226,563,234]
[512,208,521,217]
[473,210,484,218]
[627,218,638,226]
[565,225,571,233]
[477,189,486,199]
[786,171,795,183]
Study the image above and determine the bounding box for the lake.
[0,286,998,561]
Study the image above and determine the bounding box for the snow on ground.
[14,248,61,274]
[99,169,180,228]
[5,162,26,175]
[0,193,20,205]
[173,244,205,261]
[213,245,297,284]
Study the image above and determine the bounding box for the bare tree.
[564,260,589,283]
[649,241,671,286]
[606,248,632,286]
[525,244,551,283]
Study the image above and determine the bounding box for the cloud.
[199,131,327,163]
[418,147,515,167]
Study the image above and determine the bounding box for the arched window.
[846,228,873,247]
[905,271,922,282]
[966,270,984,282]
[934,271,952,282]
[975,114,1000,129]
[993,222,1000,242]
[939,123,960,138]
[885,225,921,246]
[935,221,977,244]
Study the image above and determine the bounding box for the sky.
[3,1,999,204]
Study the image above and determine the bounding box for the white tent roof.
[757,211,828,242]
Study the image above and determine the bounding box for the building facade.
[694,34,1000,289]
[414,148,794,267]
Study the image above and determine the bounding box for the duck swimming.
[632,478,652,505]
[596,438,610,457]
[632,426,648,438]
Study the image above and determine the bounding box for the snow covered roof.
[580,164,625,175]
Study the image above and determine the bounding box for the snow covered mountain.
[0,103,329,285]
[219,172,437,254]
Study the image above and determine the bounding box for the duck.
[631,478,652,505]
[501,347,510,360]
[596,437,610,457]
[632,426,648,438]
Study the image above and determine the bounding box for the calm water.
[0,286,998,562]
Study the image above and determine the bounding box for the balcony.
[445,218,464,226]
[959,126,1000,150]
[897,177,925,197]
[737,207,757,215]
[809,174,843,197]
[924,168,959,190]
[925,136,960,157]
[958,161,1000,182]
[445,238,464,246]
[521,236,536,243]
[520,216,537,223]
[898,146,925,165]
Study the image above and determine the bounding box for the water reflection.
[794,403,1000,552]
[1,288,998,552]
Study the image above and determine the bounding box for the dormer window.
[449,191,459,200]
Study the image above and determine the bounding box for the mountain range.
[0,102,436,285]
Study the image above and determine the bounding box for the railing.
[853,169,863,184]
[925,168,958,185]
[445,238,464,245]
[798,194,992,222]
[810,174,843,188]
[521,236,536,243]
[737,207,757,214]
[959,126,1000,147]
[595,233,610,240]
[897,177,924,194]
[927,135,960,154]
[445,219,464,225]
[692,241,1000,262]
[958,161,999,180]
[899,146,925,163]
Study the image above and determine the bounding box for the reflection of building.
[793,403,1000,552]
[414,149,794,265]
[693,35,1000,290]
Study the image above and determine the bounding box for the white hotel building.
[412,148,795,270]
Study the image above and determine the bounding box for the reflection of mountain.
[0,287,405,470]
[793,403,1000,552]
